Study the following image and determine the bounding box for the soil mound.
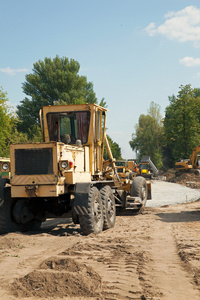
[11,257,102,298]
[169,172,200,188]
[163,168,200,188]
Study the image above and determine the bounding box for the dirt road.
[0,184,200,299]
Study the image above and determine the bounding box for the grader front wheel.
[0,184,41,233]
[131,176,147,213]
[79,186,103,235]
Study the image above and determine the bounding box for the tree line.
[0,56,122,159]
[129,84,200,169]
[1,55,198,168]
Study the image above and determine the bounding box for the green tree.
[99,97,108,108]
[0,87,13,156]
[104,135,122,160]
[17,56,98,137]
[0,87,30,157]
[129,102,164,169]
[164,84,200,165]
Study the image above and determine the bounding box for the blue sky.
[1,0,200,159]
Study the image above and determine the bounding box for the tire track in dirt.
[101,255,142,299]
[7,231,149,299]
[7,236,145,299]
[10,213,190,299]
[60,238,145,299]
[0,203,199,299]
[146,219,200,300]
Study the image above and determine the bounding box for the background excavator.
[175,146,200,176]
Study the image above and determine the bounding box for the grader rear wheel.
[100,185,116,230]
[79,186,103,235]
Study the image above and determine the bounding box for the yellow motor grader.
[115,160,136,182]
[0,104,151,235]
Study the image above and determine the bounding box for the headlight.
[2,163,9,171]
[61,161,68,169]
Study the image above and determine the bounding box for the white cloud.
[0,67,29,76]
[145,6,200,46]
[180,56,200,66]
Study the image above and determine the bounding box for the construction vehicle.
[115,160,139,172]
[175,146,200,175]
[115,160,135,182]
[0,157,10,179]
[127,160,139,174]
[0,104,151,235]
[138,156,158,178]
[138,162,152,178]
[115,160,140,182]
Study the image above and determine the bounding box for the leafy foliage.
[104,135,122,161]
[4,60,200,170]
[0,87,32,157]
[129,102,164,169]
[0,87,12,156]
[17,56,98,137]
[99,98,108,108]
[164,84,200,165]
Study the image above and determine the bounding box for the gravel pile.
[147,180,200,207]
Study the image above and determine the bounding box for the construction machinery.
[115,160,141,182]
[138,156,159,179]
[175,146,200,175]
[0,104,151,235]
[127,160,139,174]
[115,160,135,182]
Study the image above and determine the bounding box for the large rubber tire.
[0,187,41,233]
[100,185,116,230]
[79,186,103,235]
[72,210,79,224]
[131,176,147,213]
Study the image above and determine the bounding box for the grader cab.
[0,104,151,235]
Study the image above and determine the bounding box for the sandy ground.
[0,182,200,300]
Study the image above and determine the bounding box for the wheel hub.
[94,199,102,221]
[13,200,34,224]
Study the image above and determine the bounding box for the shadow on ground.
[156,210,200,223]
[20,218,82,237]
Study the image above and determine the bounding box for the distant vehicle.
[138,156,159,179]
[175,146,200,176]
[115,160,135,182]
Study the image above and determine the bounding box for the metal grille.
[15,148,53,175]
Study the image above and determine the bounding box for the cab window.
[47,111,90,144]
